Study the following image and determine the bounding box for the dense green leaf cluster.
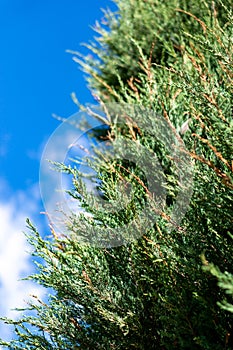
[1,0,233,349]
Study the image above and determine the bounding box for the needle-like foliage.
[1,0,233,349]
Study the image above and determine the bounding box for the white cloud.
[0,182,46,342]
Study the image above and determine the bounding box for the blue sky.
[0,0,115,341]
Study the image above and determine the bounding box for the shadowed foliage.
[0,0,233,349]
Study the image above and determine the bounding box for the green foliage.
[72,0,232,101]
[203,251,233,314]
[1,0,233,349]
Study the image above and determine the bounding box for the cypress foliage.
[1,0,233,349]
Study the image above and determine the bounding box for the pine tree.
[1,0,233,349]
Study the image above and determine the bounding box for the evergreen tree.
[1,0,233,349]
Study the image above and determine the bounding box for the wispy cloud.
[0,181,46,341]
